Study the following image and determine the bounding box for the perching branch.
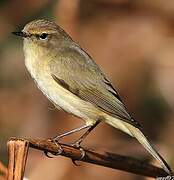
[7,137,169,179]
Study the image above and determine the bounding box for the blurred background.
[0,0,174,179]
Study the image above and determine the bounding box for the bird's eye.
[39,33,48,40]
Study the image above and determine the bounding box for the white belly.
[30,68,99,125]
[37,75,87,116]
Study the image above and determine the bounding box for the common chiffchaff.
[13,19,171,174]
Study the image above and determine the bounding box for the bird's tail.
[105,118,172,174]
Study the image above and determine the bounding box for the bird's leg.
[70,121,100,165]
[72,121,100,148]
[44,124,92,158]
[52,124,92,142]
[45,122,100,159]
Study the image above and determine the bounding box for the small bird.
[13,19,171,174]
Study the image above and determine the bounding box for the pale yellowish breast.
[23,40,102,125]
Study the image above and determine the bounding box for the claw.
[52,139,63,156]
[54,143,63,156]
[72,159,80,166]
[44,151,54,158]
[71,139,85,160]
[44,139,63,158]
[71,146,86,166]
[79,147,85,160]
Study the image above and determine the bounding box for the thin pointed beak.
[12,31,28,38]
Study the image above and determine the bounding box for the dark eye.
[39,33,48,40]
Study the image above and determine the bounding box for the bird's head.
[13,19,72,54]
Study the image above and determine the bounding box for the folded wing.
[50,45,140,128]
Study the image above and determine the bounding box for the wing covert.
[49,46,140,128]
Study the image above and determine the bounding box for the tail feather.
[125,123,172,174]
[105,117,172,174]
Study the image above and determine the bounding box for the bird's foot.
[70,140,86,165]
[71,139,81,148]
[71,147,85,166]
[44,139,63,158]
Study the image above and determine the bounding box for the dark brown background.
[0,0,174,179]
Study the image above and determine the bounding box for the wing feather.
[50,45,141,128]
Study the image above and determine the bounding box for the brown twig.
[7,137,170,179]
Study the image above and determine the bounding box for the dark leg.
[72,121,100,147]
[70,121,100,164]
